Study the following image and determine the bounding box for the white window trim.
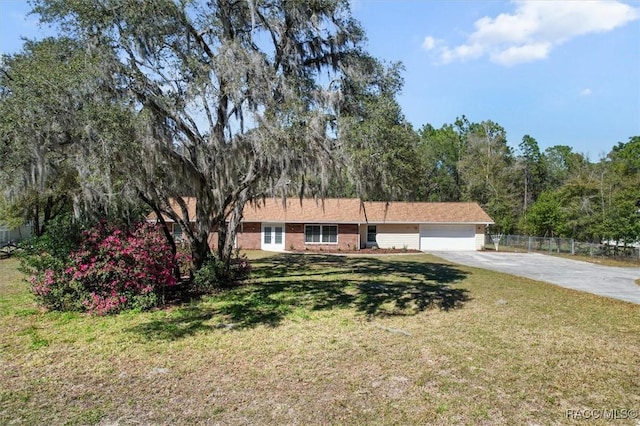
[261,223,286,251]
[304,224,339,244]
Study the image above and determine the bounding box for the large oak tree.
[29,0,384,269]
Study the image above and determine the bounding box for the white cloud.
[422,36,437,50]
[580,88,592,96]
[440,43,484,63]
[426,0,639,66]
[491,42,551,66]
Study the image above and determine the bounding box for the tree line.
[334,116,640,245]
[1,0,638,275]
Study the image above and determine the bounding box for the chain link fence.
[0,225,33,246]
[486,234,640,262]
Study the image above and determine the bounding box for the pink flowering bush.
[29,222,177,315]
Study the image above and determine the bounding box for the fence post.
[491,234,503,251]
[528,236,532,253]
[548,238,552,253]
[571,239,575,255]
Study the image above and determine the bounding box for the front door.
[261,223,285,251]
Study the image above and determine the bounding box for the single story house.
[152,198,494,252]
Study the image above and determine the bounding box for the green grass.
[1,253,639,425]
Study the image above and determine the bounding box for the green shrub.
[193,251,251,292]
[19,214,83,278]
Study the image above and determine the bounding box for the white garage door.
[419,224,476,251]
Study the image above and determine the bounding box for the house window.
[264,226,272,244]
[173,223,183,242]
[322,225,337,243]
[274,226,283,244]
[305,225,338,244]
[367,225,377,243]
[305,225,321,243]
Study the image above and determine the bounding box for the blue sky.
[1,0,639,158]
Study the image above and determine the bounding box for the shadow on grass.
[127,306,216,340]
[128,253,470,340]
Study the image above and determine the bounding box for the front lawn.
[1,253,638,425]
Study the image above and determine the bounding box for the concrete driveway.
[431,251,640,304]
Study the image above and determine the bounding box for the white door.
[420,224,476,251]
[261,223,285,251]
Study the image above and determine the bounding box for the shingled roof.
[152,198,493,224]
[243,198,493,223]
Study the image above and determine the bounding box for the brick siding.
[236,222,261,250]
[286,223,359,252]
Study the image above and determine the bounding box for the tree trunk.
[32,202,42,237]
[217,194,248,273]
[217,222,229,263]
[41,195,54,236]
[216,215,239,269]
[191,236,211,272]
[523,170,528,211]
